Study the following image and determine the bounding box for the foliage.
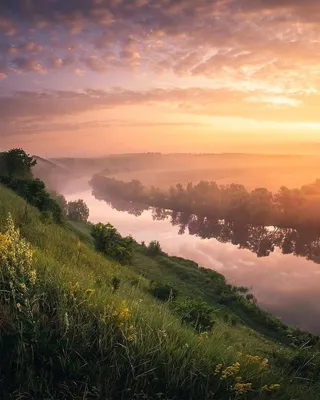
[146,240,163,256]
[0,148,37,179]
[111,276,121,291]
[1,184,320,399]
[91,222,134,265]
[67,199,90,222]
[0,176,64,224]
[149,281,178,301]
[90,174,320,229]
[50,190,68,216]
[172,298,217,332]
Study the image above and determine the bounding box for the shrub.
[149,281,178,301]
[91,222,134,265]
[146,240,163,256]
[111,276,121,291]
[172,298,217,332]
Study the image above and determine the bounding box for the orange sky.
[1,0,320,156]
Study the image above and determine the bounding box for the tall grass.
[0,185,320,399]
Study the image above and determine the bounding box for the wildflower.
[214,364,223,375]
[260,358,269,370]
[245,355,261,364]
[199,331,209,344]
[232,382,252,395]
[85,289,95,297]
[262,384,281,392]
[28,269,37,286]
[126,324,137,342]
[220,362,240,380]
[118,300,130,321]
[20,282,27,292]
[16,303,22,312]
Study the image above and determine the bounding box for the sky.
[1,0,320,156]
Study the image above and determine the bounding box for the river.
[64,184,320,334]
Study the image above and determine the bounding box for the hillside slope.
[1,184,320,400]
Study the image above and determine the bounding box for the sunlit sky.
[1,0,320,156]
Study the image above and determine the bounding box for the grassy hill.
[1,184,320,399]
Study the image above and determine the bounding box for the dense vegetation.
[90,175,320,229]
[92,192,320,262]
[2,185,320,399]
[0,149,90,225]
[91,222,134,265]
[1,148,320,399]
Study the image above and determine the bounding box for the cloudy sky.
[1,0,320,156]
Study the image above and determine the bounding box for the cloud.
[47,56,75,69]
[0,86,317,125]
[74,68,86,76]
[0,0,320,111]
[82,54,117,72]
[12,57,47,74]
[0,16,17,36]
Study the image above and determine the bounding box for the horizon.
[1,0,320,156]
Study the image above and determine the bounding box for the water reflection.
[63,189,320,333]
[93,189,320,264]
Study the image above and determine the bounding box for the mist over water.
[64,186,320,334]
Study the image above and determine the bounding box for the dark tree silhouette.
[67,199,90,222]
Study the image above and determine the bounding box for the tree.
[67,199,89,222]
[0,148,37,179]
[249,187,273,224]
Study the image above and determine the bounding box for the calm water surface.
[64,185,320,334]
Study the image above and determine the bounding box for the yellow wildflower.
[245,355,261,364]
[85,289,95,297]
[126,324,137,342]
[28,269,37,286]
[118,300,130,321]
[214,364,223,375]
[220,362,240,380]
[20,282,27,292]
[199,331,209,344]
[232,382,252,395]
[16,303,22,312]
[262,384,281,392]
[260,359,269,370]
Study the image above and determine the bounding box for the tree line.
[90,174,320,229]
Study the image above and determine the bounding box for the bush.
[149,281,178,301]
[111,276,121,291]
[91,222,134,265]
[172,298,217,332]
[146,240,163,256]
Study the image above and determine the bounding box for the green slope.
[0,184,320,400]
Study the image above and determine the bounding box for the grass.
[1,184,320,399]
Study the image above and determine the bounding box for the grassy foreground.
[1,185,320,399]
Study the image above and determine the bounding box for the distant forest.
[90,175,320,229]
